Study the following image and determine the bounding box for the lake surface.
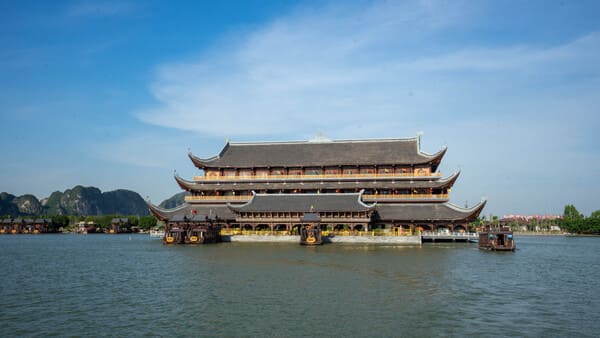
[1,235,599,337]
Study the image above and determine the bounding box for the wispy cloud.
[65,0,135,18]
[136,1,600,141]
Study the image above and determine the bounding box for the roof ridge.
[229,136,419,146]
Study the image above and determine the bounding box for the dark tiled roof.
[175,172,459,192]
[147,202,237,222]
[111,218,129,224]
[228,193,375,213]
[189,137,446,168]
[375,201,486,222]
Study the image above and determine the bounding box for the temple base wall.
[326,235,421,245]
[220,235,421,245]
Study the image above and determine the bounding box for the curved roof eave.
[188,148,223,169]
[424,147,447,172]
[439,170,460,188]
[174,173,195,191]
[226,191,257,211]
[146,201,188,221]
[446,198,487,221]
[357,189,377,209]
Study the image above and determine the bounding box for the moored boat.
[149,229,165,238]
[478,225,515,251]
[299,213,323,245]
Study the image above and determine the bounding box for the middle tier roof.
[174,171,460,192]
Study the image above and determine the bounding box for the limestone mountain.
[13,194,43,215]
[0,186,150,216]
[0,192,20,216]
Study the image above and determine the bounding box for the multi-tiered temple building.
[147,136,485,242]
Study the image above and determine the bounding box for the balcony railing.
[184,193,448,202]
[192,172,442,181]
[362,193,449,200]
[184,195,252,202]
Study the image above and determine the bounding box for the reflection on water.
[0,235,598,337]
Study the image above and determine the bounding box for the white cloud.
[136,1,600,142]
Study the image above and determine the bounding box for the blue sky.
[1,0,599,216]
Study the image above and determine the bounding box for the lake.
[1,234,598,337]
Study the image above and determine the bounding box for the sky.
[1,0,599,217]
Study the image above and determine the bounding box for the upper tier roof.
[228,192,375,213]
[189,137,446,170]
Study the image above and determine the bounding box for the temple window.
[239,169,253,177]
[223,169,236,177]
[206,169,220,178]
[304,167,322,175]
[396,167,412,174]
[378,166,393,174]
[288,168,302,176]
[324,167,340,175]
[256,168,269,177]
[342,166,358,175]
[270,167,285,176]
[414,167,431,176]
[359,166,375,174]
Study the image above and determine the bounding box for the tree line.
[562,205,600,234]
[469,204,599,235]
[1,214,158,231]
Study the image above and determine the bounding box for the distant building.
[108,218,131,234]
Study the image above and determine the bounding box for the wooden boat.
[300,224,323,245]
[478,225,515,251]
[164,228,185,244]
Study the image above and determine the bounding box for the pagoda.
[147,136,486,242]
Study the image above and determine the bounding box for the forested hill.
[0,186,149,216]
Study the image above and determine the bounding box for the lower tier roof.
[147,202,237,222]
[148,194,485,223]
[375,201,486,222]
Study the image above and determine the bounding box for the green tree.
[138,216,157,229]
[563,204,584,233]
[589,209,600,219]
